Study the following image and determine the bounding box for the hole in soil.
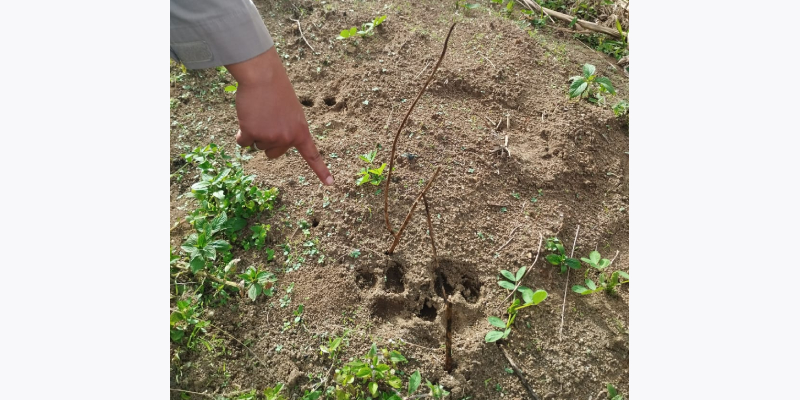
[324,97,336,106]
[418,302,437,321]
[385,262,405,293]
[434,259,481,304]
[170,157,186,173]
[300,98,314,107]
[311,217,319,227]
[370,296,405,321]
[355,267,376,290]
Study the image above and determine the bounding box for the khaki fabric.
[170,0,273,69]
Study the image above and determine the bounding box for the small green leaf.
[597,258,611,269]
[170,328,185,342]
[506,1,513,11]
[519,287,534,304]
[368,343,377,357]
[545,254,563,265]
[595,77,616,94]
[465,3,480,9]
[189,257,205,273]
[248,283,261,301]
[498,280,516,290]
[565,258,581,269]
[485,330,505,342]
[589,251,601,264]
[607,384,618,397]
[408,371,421,395]
[569,79,588,98]
[368,382,378,397]
[572,285,589,294]
[617,271,630,279]
[389,350,407,363]
[500,270,515,282]
[532,289,547,304]
[515,266,526,281]
[586,279,597,291]
[386,376,403,389]
[488,316,506,329]
[582,63,596,78]
[224,85,237,92]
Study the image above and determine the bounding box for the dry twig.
[498,342,541,400]
[386,166,442,254]
[383,23,456,237]
[290,18,315,52]
[559,225,580,339]
[493,225,521,254]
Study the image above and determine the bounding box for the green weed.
[238,265,277,301]
[337,15,387,40]
[485,266,548,342]
[568,63,615,102]
[356,148,388,186]
[544,237,581,273]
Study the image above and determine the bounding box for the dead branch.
[384,23,456,236]
[386,166,442,254]
[516,0,623,38]
[171,261,243,290]
[422,194,452,372]
[498,342,541,400]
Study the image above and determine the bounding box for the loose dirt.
[170,1,629,399]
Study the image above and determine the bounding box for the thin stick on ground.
[414,60,431,80]
[497,342,541,400]
[208,322,268,366]
[493,225,521,254]
[290,18,315,52]
[559,225,580,340]
[170,388,253,398]
[383,23,456,236]
[422,194,452,372]
[386,166,442,254]
[501,233,543,304]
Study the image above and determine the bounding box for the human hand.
[226,47,334,186]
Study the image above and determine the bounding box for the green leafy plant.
[486,266,548,342]
[263,383,287,400]
[356,148,388,186]
[180,212,232,273]
[337,15,387,39]
[319,331,349,360]
[544,237,581,273]
[170,299,209,345]
[569,63,615,101]
[332,344,448,399]
[183,144,279,236]
[607,383,626,400]
[573,270,629,295]
[572,251,629,295]
[238,265,277,301]
[612,100,629,122]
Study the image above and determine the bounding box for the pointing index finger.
[295,135,334,186]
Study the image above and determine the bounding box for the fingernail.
[325,176,335,186]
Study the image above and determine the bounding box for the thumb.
[235,129,255,148]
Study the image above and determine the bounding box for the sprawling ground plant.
[486,266,548,342]
[572,251,629,295]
